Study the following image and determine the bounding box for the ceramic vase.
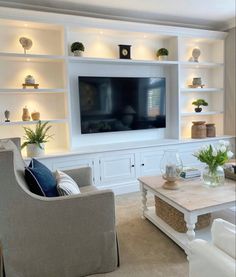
[206,123,216,137]
[26,143,45,157]
[158,55,168,61]
[195,107,202,113]
[73,50,83,57]
[22,107,30,121]
[31,111,40,121]
[25,75,35,84]
[191,121,206,139]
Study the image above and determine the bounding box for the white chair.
[189,218,236,277]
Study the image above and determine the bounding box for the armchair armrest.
[62,166,93,187]
[212,218,236,259]
[189,239,236,277]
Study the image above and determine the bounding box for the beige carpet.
[93,192,188,277]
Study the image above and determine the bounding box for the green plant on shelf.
[192,99,208,112]
[21,121,53,149]
[71,42,85,54]
[156,48,169,57]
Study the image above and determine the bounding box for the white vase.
[73,50,83,57]
[158,55,168,61]
[26,143,45,158]
[25,75,35,84]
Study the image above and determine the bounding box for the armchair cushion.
[25,158,58,197]
[212,218,236,259]
[56,170,81,195]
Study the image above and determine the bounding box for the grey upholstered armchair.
[0,138,118,277]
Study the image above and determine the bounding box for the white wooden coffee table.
[139,175,236,253]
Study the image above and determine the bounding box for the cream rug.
[93,192,188,277]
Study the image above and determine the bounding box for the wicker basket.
[155,196,211,233]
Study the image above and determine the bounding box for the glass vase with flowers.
[193,140,234,187]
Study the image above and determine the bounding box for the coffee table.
[139,175,236,254]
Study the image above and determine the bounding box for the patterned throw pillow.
[25,159,58,197]
[56,170,81,196]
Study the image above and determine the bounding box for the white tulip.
[220,145,226,152]
[224,141,230,146]
[219,140,226,145]
[227,151,234,159]
[212,149,217,157]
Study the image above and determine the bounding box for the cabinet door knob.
[131,165,135,167]
[141,163,144,166]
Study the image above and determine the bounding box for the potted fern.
[156,48,169,61]
[71,42,85,56]
[21,121,53,157]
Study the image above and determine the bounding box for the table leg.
[184,213,197,241]
[141,183,148,219]
[184,213,197,257]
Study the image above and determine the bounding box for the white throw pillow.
[56,170,81,195]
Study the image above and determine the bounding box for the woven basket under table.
[155,196,211,233]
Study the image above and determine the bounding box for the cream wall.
[225,27,236,138]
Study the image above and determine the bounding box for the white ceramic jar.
[25,75,35,84]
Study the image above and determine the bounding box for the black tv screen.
[79,76,166,134]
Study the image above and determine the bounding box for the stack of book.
[180,167,201,179]
[224,162,236,181]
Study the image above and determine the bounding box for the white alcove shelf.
[0,18,69,152]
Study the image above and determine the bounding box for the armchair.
[0,138,118,277]
[189,218,236,277]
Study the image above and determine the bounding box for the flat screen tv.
[78,76,166,134]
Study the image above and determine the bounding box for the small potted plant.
[71,42,85,56]
[192,99,208,112]
[21,121,53,157]
[156,48,169,61]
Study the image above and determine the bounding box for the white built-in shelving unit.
[0,19,69,153]
[0,9,229,154]
[178,36,225,139]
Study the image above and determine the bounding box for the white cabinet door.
[140,150,163,176]
[52,156,94,171]
[52,156,96,184]
[99,154,135,184]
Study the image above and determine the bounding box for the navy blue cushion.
[25,159,58,197]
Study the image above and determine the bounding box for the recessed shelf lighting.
[24,23,28,27]
[26,58,30,61]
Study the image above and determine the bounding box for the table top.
[138,175,236,212]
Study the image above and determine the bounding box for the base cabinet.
[140,150,164,176]
[30,137,234,194]
[99,154,136,184]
